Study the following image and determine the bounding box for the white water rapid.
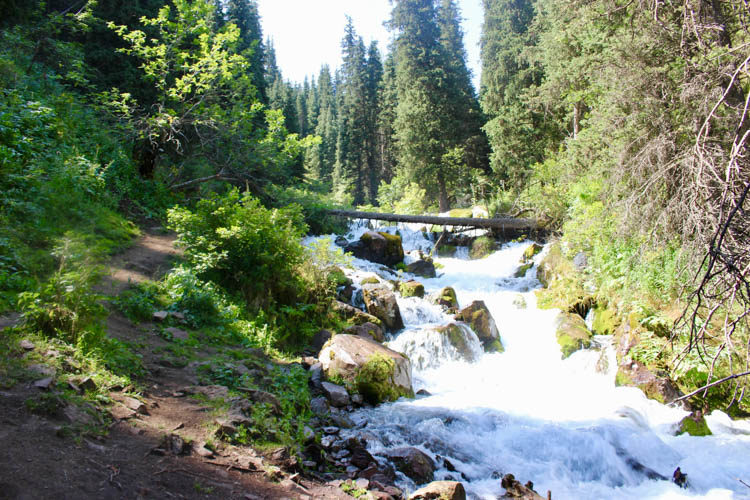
[310,223,750,500]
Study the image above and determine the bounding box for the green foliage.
[267,185,347,235]
[469,236,494,259]
[167,189,307,307]
[377,175,427,214]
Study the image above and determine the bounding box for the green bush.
[268,186,347,235]
[167,189,308,308]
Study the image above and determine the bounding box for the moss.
[399,280,425,298]
[521,243,543,263]
[535,243,587,310]
[615,368,633,387]
[486,338,505,353]
[361,276,380,285]
[469,236,495,259]
[677,413,712,436]
[433,286,458,309]
[379,232,405,264]
[327,267,351,287]
[355,354,413,404]
[555,313,592,358]
[514,263,533,278]
[592,306,618,335]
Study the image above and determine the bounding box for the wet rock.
[406,259,436,278]
[345,231,405,266]
[309,363,323,389]
[520,243,543,263]
[351,393,364,405]
[385,447,435,484]
[455,301,503,353]
[362,284,404,333]
[409,481,466,500]
[673,467,688,488]
[399,280,425,299]
[345,322,385,343]
[417,389,431,396]
[335,236,349,247]
[469,236,495,259]
[321,381,351,408]
[433,323,479,362]
[615,359,688,408]
[500,474,546,499]
[332,301,384,329]
[165,326,189,341]
[512,295,527,309]
[554,312,593,358]
[429,286,458,311]
[338,284,355,303]
[319,334,414,405]
[350,446,376,469]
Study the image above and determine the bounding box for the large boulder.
[555,312,593,358]
[318,334,414,405]
[344,321,385,343]
[616,358,688,407]
[332,300,384,329]
[362,284,405,333]
[406,259,436,278]
[455,301,503,353]
[345,231,404,266]
[409,481,466,500]
[385,447,435,484]
[677,411,712,436]
[429,286,458,311]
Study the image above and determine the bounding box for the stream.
[312,222,750,500]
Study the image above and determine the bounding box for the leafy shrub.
[167,189,307,308]
[268,185,348,235]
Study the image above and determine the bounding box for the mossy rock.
[347,231,404,266]
[520,243,543,263]
[591,305,618,335]
[535,242,587,311]
[486,338,505,353]
[677,412,712,436]
[430,286,458,310]
[361,276,380,285]
[448,208,473,218]
[327,266,352,287]
[469,236,495,259]
[514,263,533,278]
[399,280,425,298]
[435,323,477,361]
[555,312,593,358]
[436,244,457,257]
[455,301,502,352]
[355,353,414,405]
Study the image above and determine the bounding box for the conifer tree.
[313,65,338,184]
[364,41,384,204]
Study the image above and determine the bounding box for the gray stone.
[153,310,169,322]
[335,236,349,247]
[310,396,330,416]
[362,284,404,333]
[33,378,54,390]
[19,340,35,351]
[385,447,435,484]
[406,259,436,278]
[573,251,588,271]
[321,381,351,408]
[344,231,404,266]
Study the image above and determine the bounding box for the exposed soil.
[0,227,354,500]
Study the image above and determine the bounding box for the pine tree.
[364,41,384,204]
[313,65,338,184]
[332,18,369,205]
[390,0,480,211]
[376,52,399,185]
[225,0,267,104]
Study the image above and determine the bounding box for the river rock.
[319,334,414,405]
[554,312,593,358]
[310,329,333,356]
[616,359,688,408]
[455,301,504,353]
[520,243,543,263]
[677,411,712,436]
[362,284,404,333]
[385,447,435,484]
[344,322,385,343]
[332,300,384,329]
[500,474,546,499]
[409,481,466,500]
[406,259,436,278]
[434,323,478,362]
[335,236,349,247]
[429,286,458,311]
[399,280,425,298]
[345,231,405,266]
[321,381,351,408]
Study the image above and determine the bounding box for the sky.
[255,0,484,91]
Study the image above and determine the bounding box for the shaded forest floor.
[0,228,353,500]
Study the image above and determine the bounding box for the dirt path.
[0,228,355,500]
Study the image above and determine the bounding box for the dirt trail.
[0,228,354,500]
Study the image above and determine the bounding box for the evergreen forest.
[0,0,749,497]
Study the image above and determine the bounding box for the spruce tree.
[364,41,384,204]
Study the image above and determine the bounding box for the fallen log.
[327,210,537,230]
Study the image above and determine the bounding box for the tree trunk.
[437,173,450,212]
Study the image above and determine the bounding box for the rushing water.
[311,223,750,500]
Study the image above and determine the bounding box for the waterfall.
[309,224,750,500]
